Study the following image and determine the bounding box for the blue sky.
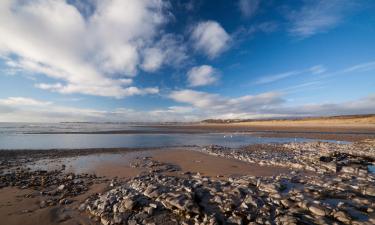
[0,0,374,122]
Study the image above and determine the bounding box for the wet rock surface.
[201,140,375,174]
[1,141,375,224]
[130,156,181,174]
[83,169,375,225]
[79,141,375,225]
[0,166,100,207]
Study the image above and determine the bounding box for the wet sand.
[151,149,289,177]
[23,148,289,178]
[0,147,290,225]
[146,124,375,141]
[0,184,107,225]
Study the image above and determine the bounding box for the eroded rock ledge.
[81,170,375,225]
[80,141,375,225]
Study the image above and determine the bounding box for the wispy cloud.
[0,96,200,122]
[255,71,300,85]
[168,90,375,120]
[254,65,326,85]
[169,89,284,113]
[286,0,355,38]
[340,61,375,73]
[1,93,374,122]
[238,0,260,18]
[0,97,52,106]
[320,60,375,78]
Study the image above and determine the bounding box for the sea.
[0,122,345,150]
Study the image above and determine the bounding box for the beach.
[1,122,375,225]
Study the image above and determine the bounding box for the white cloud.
[287,0,353,38]
[255,65,327,85]
[187,65,218,87]
[0,94,374,122]
[141,34,188,72]
[0,97,52,106]
[0,96,198,122]
[169,90,375,120]
[191,21,230,58]
[340,61,375,73]
[238,0,260,18]
[0,0,179,98]
[255,71,300,85]
[169,89,284,113]
[272,94,375,117]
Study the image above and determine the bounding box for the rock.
[341,166,357,174]
[100,216,110,225]
[280,199,293,208]
[57,184,65,191]
[308,204,326,216]
[259,183,279,193]
[39,200,46,208]
[113,214,123,224]
[363,187,375,197]
[149,203,157,208]
[78,203,86,212]
[333,211,351,224]
[123,198,135,210]
[128,220,138,225]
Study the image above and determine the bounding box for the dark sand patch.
[150,149,289,177]
[0,183,108,225]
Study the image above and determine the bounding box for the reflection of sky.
[28,151,154,174]
[0,122,157,134]
[368,165,375,174]
[0,133,346,149]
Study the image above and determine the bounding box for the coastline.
[15,125,375,142]
[1,139,375,225]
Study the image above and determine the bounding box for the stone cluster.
[200,141,375,174]
[130,156,181,173]
[82,169,375,225]
[0,167,97,207]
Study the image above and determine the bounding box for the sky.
[0,0,374,122]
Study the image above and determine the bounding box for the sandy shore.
[23,116,375,142]
[1,140,374,225]
[0,147,289,225]
[146,124,375,141]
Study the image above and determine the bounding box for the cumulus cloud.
[273,94,375,117]
[169,89,284,113]
[141,34,188,72]
[0,97,52,106]
[187,65,218,87]
[169,90,375,120]
[1,94,374,122]
[191,21,230,58]
[238,0,260,18]
[0,96,199,122]
[0,0,181,98]
[286,0,354,38]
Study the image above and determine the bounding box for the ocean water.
[0,122,344,150]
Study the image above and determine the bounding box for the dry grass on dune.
[202,114,375,127]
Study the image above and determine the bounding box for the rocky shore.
[81,170,375,225]
[1,141,375,224]
[200,141,375,174]
[75,141,375,225]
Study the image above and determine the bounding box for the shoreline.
[1,141,375,224]
[16,125,375,142]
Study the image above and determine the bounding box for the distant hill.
[201,114,375,124]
